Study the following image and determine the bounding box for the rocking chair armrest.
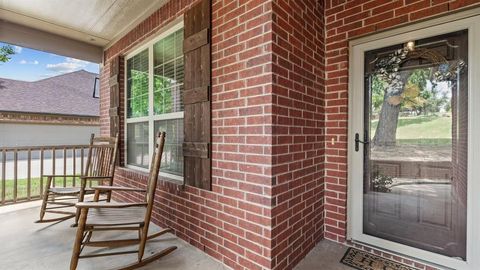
[42,174,77,178]
[75,202,147,209]
[80,176,113,180]
[93,186,146,192]
[80,176,113,185]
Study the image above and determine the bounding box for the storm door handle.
[355,133,369,152]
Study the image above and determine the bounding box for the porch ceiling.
[0,0,168,48]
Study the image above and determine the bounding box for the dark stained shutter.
[183,0,211,190]
[109,56,121,138]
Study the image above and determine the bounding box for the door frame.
[347,9,480,270]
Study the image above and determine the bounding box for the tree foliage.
[371,75,386,112]
[154,73,173,115]
[371,68,450,116]
[401,69,429,114]
[0,45,15,63]
[128,70,175,118]
[128,70,149,118]
[401,83,426,111]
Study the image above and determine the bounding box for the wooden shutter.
[183,0,211,190]
[109,56,121,137]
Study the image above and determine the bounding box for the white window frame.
[124,20,184,182]
[347,10,480,270]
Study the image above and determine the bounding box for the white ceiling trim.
[0,0,168,50]
[0,21,103,63]
[0,8,109,47]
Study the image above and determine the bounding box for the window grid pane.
[127,49,149,118]
[153,29,184,115]
[127,122,149,168]
[154,119,184,176]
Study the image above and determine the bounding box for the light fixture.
[406,41,415,51]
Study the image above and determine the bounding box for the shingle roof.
[0,70,99,116]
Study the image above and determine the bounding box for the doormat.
[341,248,417,270]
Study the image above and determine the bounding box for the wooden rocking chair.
[70,132,176,270]
[36,134,119,224]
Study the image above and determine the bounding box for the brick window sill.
[116,166,185,188]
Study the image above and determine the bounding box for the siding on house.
[99,1,480,270]
[0,123,99,147]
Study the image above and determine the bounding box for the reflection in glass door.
[362,30,468,259]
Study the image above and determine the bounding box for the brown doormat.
[341,248,417,270]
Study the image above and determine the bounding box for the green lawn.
[1,176,77,202]
[371,115,452,145]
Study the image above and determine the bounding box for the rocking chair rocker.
[70,132,176,270]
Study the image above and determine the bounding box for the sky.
[0,42,99,82]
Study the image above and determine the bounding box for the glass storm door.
[362,30,468,259]
[349,15,480,269]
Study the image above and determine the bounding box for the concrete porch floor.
[0,204,228,270]
[294,241,352,270]
[0,203,353,270]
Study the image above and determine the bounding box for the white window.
[125,22,184,181]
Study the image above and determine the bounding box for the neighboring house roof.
[0,70,99,117]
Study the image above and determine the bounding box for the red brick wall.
[270,0,325,269]
[98,0,480,269]
[323,0,480,243]
[101,1,277,269]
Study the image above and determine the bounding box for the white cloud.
[46,57,88,73]
[19,59,39,65]
[13,46,22,54]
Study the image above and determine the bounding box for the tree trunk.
[373,71,413,146]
